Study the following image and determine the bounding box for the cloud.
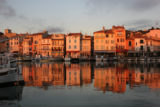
[87,0,160,12]
[125,19,156,30]
[0,0,16,17]
[46,26,65,33]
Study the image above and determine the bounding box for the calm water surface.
[1,62,160,107]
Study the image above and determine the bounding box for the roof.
[68,33,82,36]
[43,35,52,39]
[94,29,113,34]
[112,26,125,29]
[67,33,82,37]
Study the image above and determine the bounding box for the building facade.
[81,35,91,58]
[51,34,65,58]
[66,33,82,58]
[94,27,116,58]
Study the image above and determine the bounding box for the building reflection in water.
[22,62,160,93]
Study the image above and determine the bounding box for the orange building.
[112,26,126,54]
[32,33,44,56]
[66,33,82,58]
[22,37,33,56]
[41,35,52,57]
[51,34,65,58]
[66,64,81,86]
[81,35,91,58]
[94,27,116,58]
[146,28,160,40]
[126,31,135,52]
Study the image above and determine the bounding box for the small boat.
[0,53,22,85]
[22,55,32,61]
[64,57,71,62]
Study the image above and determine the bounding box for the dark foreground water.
[1,62,160,107]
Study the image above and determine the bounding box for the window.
[111,46,114,50]
[106,46,108,50]
[117,32,122,36]
[74,39,77,43]
[140,40,144,43]
[69,45,71,49]
[101,46,104,50]
[106,35,109,38]
[69,39,71,43]
[106,40,109,44]
[117,39,119,42]
[101,39,103,43]
[111,40,114,44]
[140,46,143,51]
[74,45,77,49]
[35,41,38,44]
[96,39,99,43]
[96,46,99,50]
[129,41,132,46]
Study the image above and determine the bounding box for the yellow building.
[94,27,116,58]
[81,35,91,58]
[41,35,52,57]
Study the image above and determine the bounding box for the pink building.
[66,33,82,58]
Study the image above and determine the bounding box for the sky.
[0,0,160,35]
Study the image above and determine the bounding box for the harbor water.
[1,62,160,107]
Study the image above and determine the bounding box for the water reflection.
[22,62,160,93]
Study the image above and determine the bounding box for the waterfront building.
[22,37,33,56]
[8,35,20,53]
[94,27,116,58]
[134,33,147,54]
[51,34,65,58]
[32,33,44,56]
[112,26,126,55]
[41,35,52,57]
[81,35,92,58]
[65,33,82,58]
